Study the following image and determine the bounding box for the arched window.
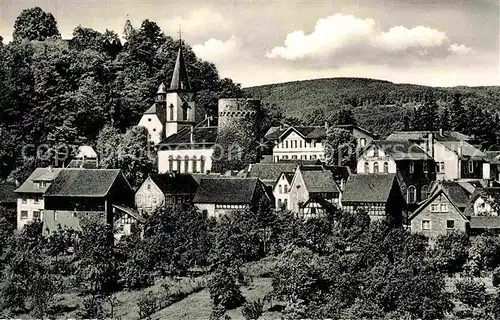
[176,156,182,173]
[407,185,416,204]
[168,156,174,173]
[373,145,379,157]
[409,161,415,174]
[383,162,389,173]
[364,162,369,173]
[421,185,429,200]
[360,138,366,147]
[200,156,206,173]
[184,156,189,173]
[182,103,189,120]
[279,185,282,193]
[192,156,198,173]
[374,162,379,173]
[169,104,174,121]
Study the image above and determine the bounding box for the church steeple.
[169,32,191,91]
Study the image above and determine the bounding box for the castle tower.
[218,98,261,139]
[164,41,196,138]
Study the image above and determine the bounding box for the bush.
[455,278,487,308]
[493,267,500,287]
[241,299,264,320]
[137,292,158,320]
[208,265,245,310]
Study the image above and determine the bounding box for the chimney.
[190,125,194,144]
[427,132,434,157]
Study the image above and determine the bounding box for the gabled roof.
[278,172,295,185]
[265,124,375,141]
[67,159,99,169]
[437,140,486,160]
[169,45,191,91]
[113,204,146,224]
[342,174,397,203]
[76,146,98,159]
[0,182,17,204]
[360,140,431,161]
[245,162,299,185]
[299,166,340,193]
[193,178,260,204]
[386,131,472,142]
[148,173,199,195]
[45,169,122,197]
[15,167,63,194]
[143,103,157,115]
[463,187,500,217]
[438,181,473,209]
[157,126,217,146]
[409,187,467,221]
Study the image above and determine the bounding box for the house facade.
[409,188,469,237]
[273,172,293,210]
[264,124,375,163]
[463,187,500,233]
[14,167,62,230]
[42,169,135,234]
[193,178,270,218]
[135,173,199,213]
[342,174,405,222]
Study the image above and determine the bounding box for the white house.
[14,167,62,230]
[273,172,294,210]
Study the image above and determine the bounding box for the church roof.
[169,45,191,91]
[144,103,157,115]
[157,126,218,147]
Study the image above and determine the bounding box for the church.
[137,41,260,174]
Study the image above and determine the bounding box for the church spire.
[169,27,191,92]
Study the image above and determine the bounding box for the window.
[407,185,416,203]
[33,211,40,219]
[278,199,282,208]
[20,211,28,219]
[440,204,448,212]
[431,204,439,212]
[360,138,366,147]
[468,161,474,173]
[285,141,289,148]
[373,162,379,173]
[279,185,282,193]
[169,104,174,120]
[168,156,174,173]
[436,162,445,173]
[447,220,455,229]
[40,181,47,188]
[54,211,58,221]
[311,155,317,160]
[299,140,303,148]
[423,161,428,173]
[176,156,182,173]
[422,220,431,230]
[184,156,189,173]
[373,145,379,157]
[200,156,206,173]
[34,196,40,204]
[284,185,288,193]
[292,155,297,159]
[147,184,151,191]
[364,162,369,173]
[409,161,415,174]
[22,197,27,204]
[294,140,297,148]
[421,185,429,200]
[192,156,198,173]
[182,104,189,120]
[383,162,389,173]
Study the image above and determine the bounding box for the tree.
[241,299,264,320]
[328,108,357,125]
[430,231,469,274]
[455,278,487,308]
[323,128,357,168]
[13,7,60,42]
[208,264,245,309]
[448,92,467,132]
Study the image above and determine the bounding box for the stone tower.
[217,98,261,134]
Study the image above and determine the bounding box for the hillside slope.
[244,77,500,136]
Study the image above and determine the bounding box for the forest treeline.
[0,7,245,181]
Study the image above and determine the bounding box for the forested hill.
[245,78,500,137]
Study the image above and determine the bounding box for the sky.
[1,0,499,88]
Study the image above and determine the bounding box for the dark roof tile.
[193,178,260,204]
[149,173,198,194]
[343,174,397,202]
[45,169,122,197]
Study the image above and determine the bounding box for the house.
[356,140,435,210]
[193,178,270,218]
[274,172,294,210]
[240,160,320,187]
[288,165,348,216]
[67,145,99,168]
[265,123,375,163]
[409,186,469,237]
[135,173,199,213]
[14,167,62,230]
[463,187,500,234]
[43,169,135,234]
[112,204,146,240]
[386,130,488,181]
[0,182,17,211]
[485,151,500,182]
[342,174,405,222]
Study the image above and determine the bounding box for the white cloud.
[193,35,244,64]
[448,43,473,55]
[376,26,447,51]
[267,14,471,64]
